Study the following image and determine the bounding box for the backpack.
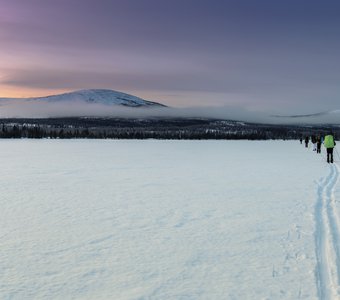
[324,135,335,148]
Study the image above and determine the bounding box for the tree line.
[0,122,335,140]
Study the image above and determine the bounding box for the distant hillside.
[0,89,167,108]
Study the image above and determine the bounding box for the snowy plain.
[0,139,339,300]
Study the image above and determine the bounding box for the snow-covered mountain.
[0,89,166,108]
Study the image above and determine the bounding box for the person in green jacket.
[324,132,336,163]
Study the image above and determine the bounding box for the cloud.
[0,97,339,125]
[1,68,249,94]
[2,0,340,114]
[2,66,340,115]
[0,98,267,121]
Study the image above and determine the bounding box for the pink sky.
[1,0,340,113]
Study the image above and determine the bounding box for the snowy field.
[0,139,339,300]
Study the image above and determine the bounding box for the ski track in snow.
[315,163,340,300]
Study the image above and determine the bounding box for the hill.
[0,89,166,108]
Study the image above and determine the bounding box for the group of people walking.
[300,132,337,163]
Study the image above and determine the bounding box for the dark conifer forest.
[0,118,338,140]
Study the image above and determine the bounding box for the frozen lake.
[0,140,338,299]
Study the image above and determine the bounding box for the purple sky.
[1,0,340,113]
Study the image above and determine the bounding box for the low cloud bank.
[0,99,339,125]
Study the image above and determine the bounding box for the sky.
[1,0,340,114]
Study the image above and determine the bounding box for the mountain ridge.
[0,89,167,108]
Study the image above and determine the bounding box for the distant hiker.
[316,135,322,154]
[311,135,317,151]
[324,132,336,163]
[299,137,303,144]
[305,136,309,148]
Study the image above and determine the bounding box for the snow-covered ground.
[0,140,339,299]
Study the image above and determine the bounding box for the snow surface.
[0,140,339,299]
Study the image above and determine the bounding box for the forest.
[0,118,338,140]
